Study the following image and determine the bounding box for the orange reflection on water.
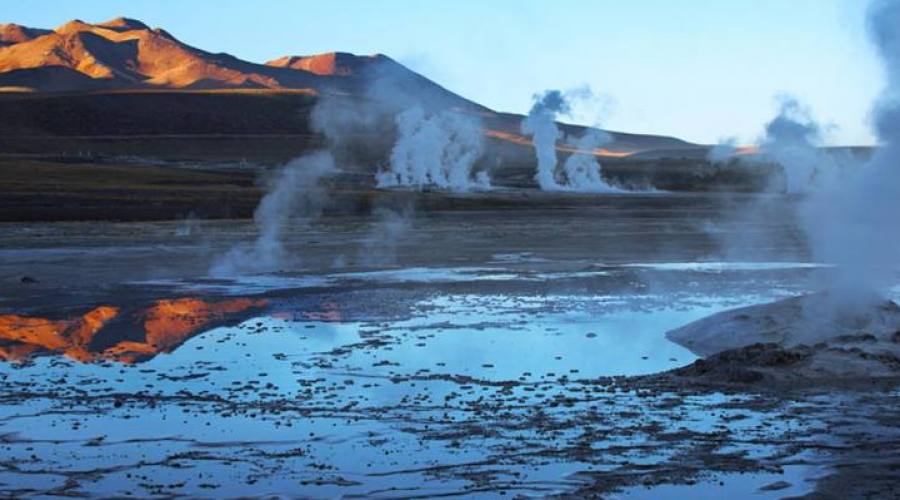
[300,300,342,322]
[110,298,267,363]
[0,298,266,364]
[0,305,119,361]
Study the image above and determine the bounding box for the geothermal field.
[2,3,900,499]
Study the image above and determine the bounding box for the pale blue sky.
[5,0,883,145]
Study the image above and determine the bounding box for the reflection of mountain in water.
[0,297,266,363]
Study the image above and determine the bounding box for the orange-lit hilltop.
[485,130,638,159]
[0,17,310,90]
[0,23,51,47]
[0,16,476,103]
[0,297,266,364]
[0,17,696,163]
[266,52,381,76]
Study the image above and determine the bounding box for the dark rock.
[673,343,811,384]
[758,480,791,491]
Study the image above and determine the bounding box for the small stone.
[759,481,791,491]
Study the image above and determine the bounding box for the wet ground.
[1,193,897,497]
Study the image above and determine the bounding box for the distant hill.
[0,17,697,158]
[0,17,485,111]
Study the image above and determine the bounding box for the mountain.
[0,17,485,112]
[0,17,326,90]
[0,17,697,161]
[266,52,379,76]
[0,23,51,47]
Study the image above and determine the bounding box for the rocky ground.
[667,293,900,386]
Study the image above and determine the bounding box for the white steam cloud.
[521,90,569,190]
[210,151,336,276]
[724,96,854,193]
[757,97,827,193]
[376,107,490,191]
[208,93,353,278]
[521,89,621,192]
[208,62,497,277]
[802,0,900,304]
[561,129,621,193]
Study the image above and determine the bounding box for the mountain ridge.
[0,17,698,154]
[0,17,483,108]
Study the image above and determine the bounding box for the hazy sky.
[6,0,884,145]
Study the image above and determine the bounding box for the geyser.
[670,0,900,367]
[521,89,621,192]
[376,107,490,191]
[807,0,900,303]
[521,90,568,190]
[210,151,336,276]
[561,129,621,193]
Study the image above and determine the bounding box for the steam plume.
[376,107,490,191]
[210,152,336,276]
[804,0,900,302]
[521,89,621,192]
[521,90,569,190]
[561,129,621,192]
[757,97,825,193]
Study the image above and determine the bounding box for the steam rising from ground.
[804,0,900,304]
[521,90,568,190]
[713,97,852,192]
[210,152,335,276]
[521,89,621,192]
[561,129,621,192]
[206,58,504,276]
[376,107,490,191]
[758,97,828,193]
[208,93,355,277]
[681,3,900,356]
[711,0,900,311]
